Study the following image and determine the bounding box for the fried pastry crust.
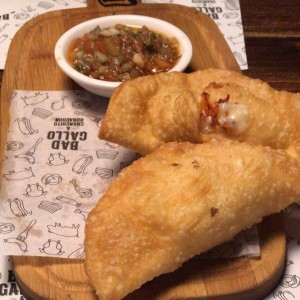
[85,140,300,300]
[99,69,300,154]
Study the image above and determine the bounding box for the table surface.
[240,0,300,92]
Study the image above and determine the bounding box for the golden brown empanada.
[100,69,300,154]
[85,140,300,300]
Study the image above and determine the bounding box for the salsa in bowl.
[54,15,193,97]
[68,24,180,82]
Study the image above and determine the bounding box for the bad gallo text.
[48,118,87,150]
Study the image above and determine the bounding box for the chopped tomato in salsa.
[68,24,180,82]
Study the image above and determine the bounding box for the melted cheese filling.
[218,102,250,135]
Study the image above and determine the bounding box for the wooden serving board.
[0,0,286,299]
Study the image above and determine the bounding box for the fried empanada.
[85,140,300,300]
[100,69,300,154]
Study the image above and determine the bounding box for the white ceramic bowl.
[54,15,193,97]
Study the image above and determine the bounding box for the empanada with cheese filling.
[85,140,300,300]
[99,69,300,154]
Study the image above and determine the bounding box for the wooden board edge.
[11,215,286,300]
[1,2,284,299]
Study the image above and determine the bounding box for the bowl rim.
[54,14,193,90]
